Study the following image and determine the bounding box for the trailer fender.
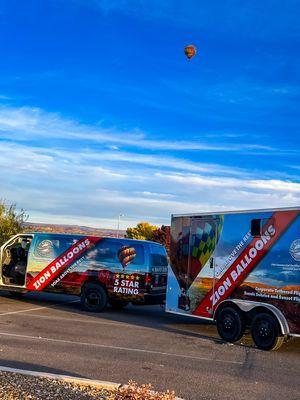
[214,299,290,336]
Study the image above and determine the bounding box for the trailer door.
[188,216,222,314]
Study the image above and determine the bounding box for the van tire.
[109,299,129,309]
[251,312,284,351]
[81,283,107,312]
[216,306,245,343]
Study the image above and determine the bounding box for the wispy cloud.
[0,118,299,228]
[0,105,282,153]
[157,172,300,194]
[0,94,12,100]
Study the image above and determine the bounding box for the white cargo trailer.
[166,207,300,350]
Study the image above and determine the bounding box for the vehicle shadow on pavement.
[1,292,299,353]
[1,291,223,343]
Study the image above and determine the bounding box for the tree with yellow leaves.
[125,222,158,241]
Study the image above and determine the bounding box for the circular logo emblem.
[290,239,300,261]
[36,240,54,257]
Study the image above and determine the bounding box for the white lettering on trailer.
[268,225,275,236]
[211,225,276,306]
[249,247,257,259]
[255,239,264,251]
[210,277,232,306]
[217,230,251,276]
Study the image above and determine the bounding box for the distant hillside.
[23,222,125,237]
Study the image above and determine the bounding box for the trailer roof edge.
[171,206,300,218]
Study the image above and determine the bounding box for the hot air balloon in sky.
[184,44,196,60]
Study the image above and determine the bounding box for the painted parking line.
[0,331,243,365]
[15,312,153,329]
[0,300,79,316]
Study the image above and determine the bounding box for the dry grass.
[0,373,178,400]
[111,380,176,400]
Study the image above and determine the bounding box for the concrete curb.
[0,365,120,390]
[0,365,184,399]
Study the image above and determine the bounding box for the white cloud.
[0,105,299,228]
[157,172,300,193]
[0,105,280,152]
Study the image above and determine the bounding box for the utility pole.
[117,214,124,238]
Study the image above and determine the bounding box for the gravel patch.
[0,371,112,400]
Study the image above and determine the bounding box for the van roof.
[25,232,164,247]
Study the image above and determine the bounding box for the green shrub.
[0,201,28,246]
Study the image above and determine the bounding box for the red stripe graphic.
[192,211,299,318]
[27,236,102,291]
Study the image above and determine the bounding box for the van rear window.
[150,245,168,267]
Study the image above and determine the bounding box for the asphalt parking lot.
[0,291,299,400]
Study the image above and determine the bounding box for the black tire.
[80,283,108,312]
[216,306,246,343]
[251,312,284,351]
[109,299,129,309]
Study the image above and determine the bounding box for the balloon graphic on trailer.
[190,216,224,282]
[170,216,224,290]
[184,44,196,60]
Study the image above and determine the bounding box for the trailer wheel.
[251,312,284,351]
[81,283,107,312]
[109,299,129,309]
[216,306,245,343]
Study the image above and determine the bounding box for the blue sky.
[0,0,299,229]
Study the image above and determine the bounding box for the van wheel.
[216,306,245,343]
[109,299,129,309]
[251,313,284,351]
[81,283,107,312]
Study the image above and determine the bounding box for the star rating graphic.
[114,273,140,280]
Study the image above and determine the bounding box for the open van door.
[0,234,33,289]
